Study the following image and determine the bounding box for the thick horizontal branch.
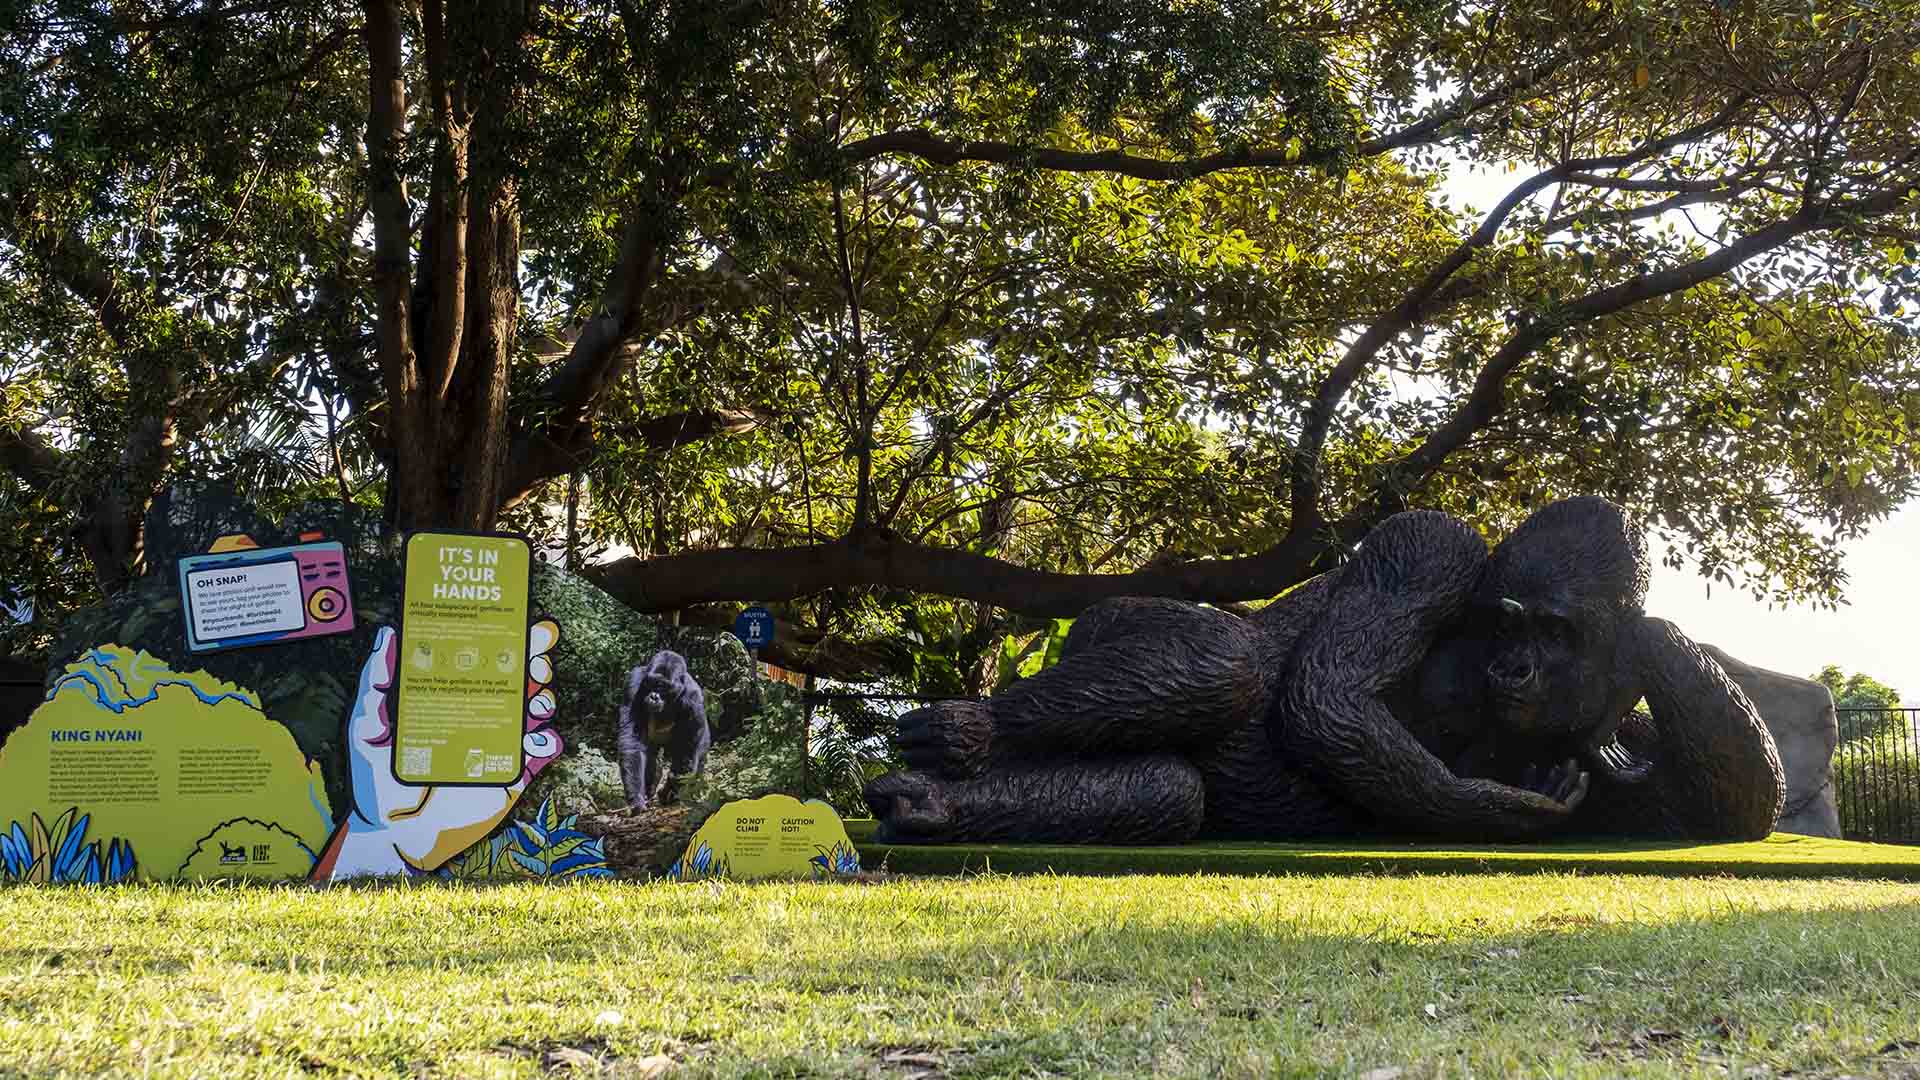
[593,529,1331,619]
[678,606,903,682]
[841,52,1581,181]
[839,129,1346,180]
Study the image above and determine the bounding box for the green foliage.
[685,683,899,817]
[6,0,1920,683]
[835,0,1362,161]
[994,618,1074,692]
[1815,664,1902,713]
[686,682,812,805]
[806,699,901,817]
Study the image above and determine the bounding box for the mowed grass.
[2,873,1919,1079]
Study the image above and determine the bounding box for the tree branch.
[499,407,768,511]
[593,528,1331,619]
[1364,198,1880,519]
[1285,94,1756,534]
[1540,181,1763,237]
[840,52,1582,180]
[0,425,62,490]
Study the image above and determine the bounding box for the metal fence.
[1833,708,1920,844]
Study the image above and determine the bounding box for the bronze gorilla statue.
[864,497,1786,844]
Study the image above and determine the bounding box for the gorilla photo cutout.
[617,650,711,810]
[865,497,1785,845]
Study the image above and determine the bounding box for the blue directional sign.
[733,606,775,650]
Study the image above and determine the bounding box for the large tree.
[4,0,1919,667]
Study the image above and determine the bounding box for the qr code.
[401,746,432,776]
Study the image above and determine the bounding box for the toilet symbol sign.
[732,607,774,650]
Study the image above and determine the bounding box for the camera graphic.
[179,536,359,653]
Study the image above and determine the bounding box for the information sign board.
[733,606,775,650]
[178,539,356,652]
[669,793,860,880]
[392,532,532,785]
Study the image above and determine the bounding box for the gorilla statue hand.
[1518,759,1593,809]
[312,621,564,881]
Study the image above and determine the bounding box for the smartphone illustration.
[391,531,532,786]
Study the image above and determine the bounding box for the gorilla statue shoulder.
[617,649,711,810]
[865,497,1785,845]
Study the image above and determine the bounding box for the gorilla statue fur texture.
[863,497,1786,845]
[617,650,711,810]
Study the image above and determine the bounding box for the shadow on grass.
[846,821,1920,881]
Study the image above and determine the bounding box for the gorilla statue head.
[1472,497,1650,754]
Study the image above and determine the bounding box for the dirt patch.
[582,804,699,877]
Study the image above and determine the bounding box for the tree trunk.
[364,0,529,534]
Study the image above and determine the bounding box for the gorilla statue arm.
[1574,617,1785,840]
[1275,511,1592,840]
[895,597,1266,779]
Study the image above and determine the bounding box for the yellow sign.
[0,646,334,882]
[394,532,532,785]
[670,794,861,880]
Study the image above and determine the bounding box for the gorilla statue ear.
[1609,616,1785,841]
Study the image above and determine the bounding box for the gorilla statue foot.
[864,770,954,842]
[896,700,994,779]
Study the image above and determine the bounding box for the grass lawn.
[3,871,1920,1078]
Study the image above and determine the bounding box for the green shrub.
[684,686,901,819]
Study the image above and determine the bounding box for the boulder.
[1703,644,1841,837]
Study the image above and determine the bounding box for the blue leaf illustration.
[0,823,27,877]
[55,813,90,874]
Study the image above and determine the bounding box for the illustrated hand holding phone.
[312,621,564,881]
